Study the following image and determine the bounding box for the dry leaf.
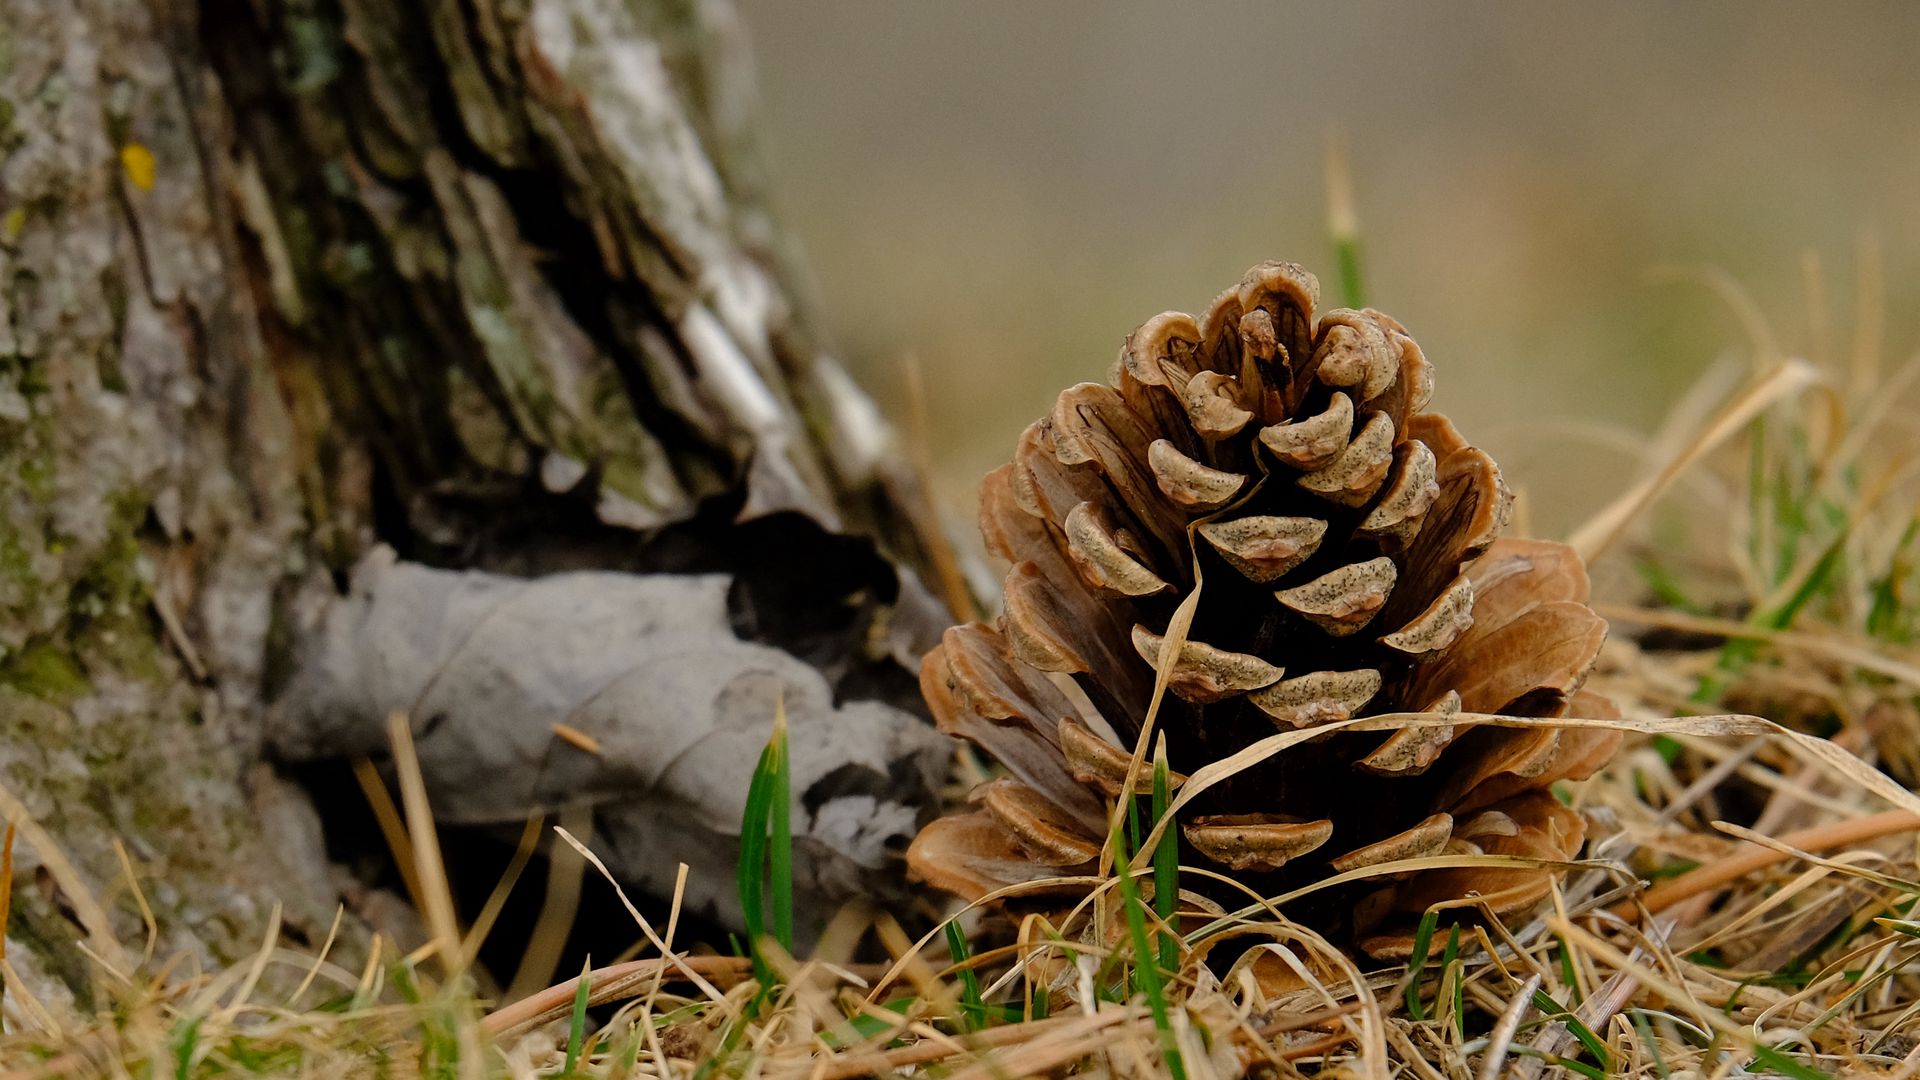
[274,546,951,933]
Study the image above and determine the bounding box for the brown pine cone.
[908,262,1620,958]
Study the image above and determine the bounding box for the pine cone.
[908,262,1620,958]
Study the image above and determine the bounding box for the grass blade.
[1752,1044,1835,1080]
[1557,936,1583,1005]
[1151,735,1179,974]
[768,699,793,953]
[1503,1044,1605,1080]
[1533,989,1613,1072]
[1113,818,1188,1080]
[171,1015,203,1080]
[1402,909,1440,1020]
[1631,1009,1672,1080]
[735,695,794,987]
[735,750,771,982]
[563,954,592,1075]
[1325,128,1366,308]
[1867,516,1919,639]
[944,921,986,1033]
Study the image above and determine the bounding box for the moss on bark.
[0,0,953,1006]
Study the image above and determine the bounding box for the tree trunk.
[0,0,957,1008]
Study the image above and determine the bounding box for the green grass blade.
[1151,735,1179,974]
[1767,532,1848,630]
[735,752,771,980]
[1533,990,1613,1072]
[1325,131,1366,308]
[1635,555,1699,613]
[1402,909,1440,1020]
[612,1030,642,1080]
[1503,1044,1605,1080]
[821,997,916,1048]
[1335,236,1366,309]
[768,703,794,953]
[1630,1010,1672,1080]
[1867,517,1919,639]
[1557,935,1583,1004]
[1113,819,1188,1080]
[172,1015,203,1080]
[1698,525,1851,702]
[944,921,986,1033]
[737,700,793,983]
[1752,1044,1835,1080]
[564,954,592,1075]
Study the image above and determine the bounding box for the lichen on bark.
[0,0,960,1005]
[0,0,367,1001]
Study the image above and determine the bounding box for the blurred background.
[737,2,1920,540]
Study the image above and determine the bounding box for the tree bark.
[0,0,957,1007]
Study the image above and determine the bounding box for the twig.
[483,956,895,1041]
[1255,1000,1370,1038]
[483,955,756,1039]
[1278,1030,1359,1062]
[1611,809,1920,920]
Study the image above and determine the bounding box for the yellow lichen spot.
[120,143,157,192]
[2,207,24,242]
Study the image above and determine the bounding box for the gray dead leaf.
[273,546,951,932]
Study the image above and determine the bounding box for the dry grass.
[7,256,1920,1078]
